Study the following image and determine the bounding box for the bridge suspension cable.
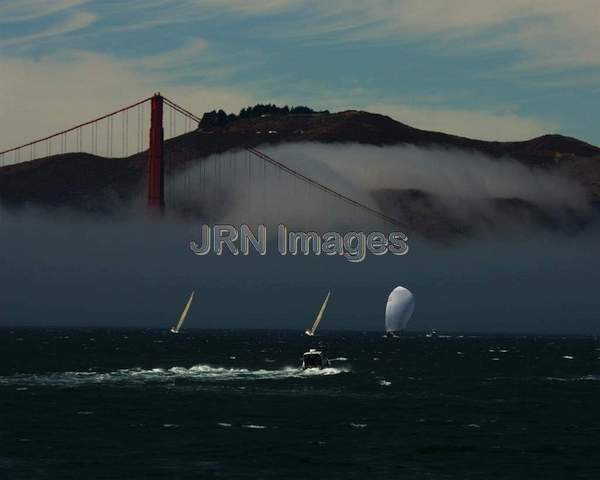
[0,96,153,166]
[246,147,405,228]
[0,94,201,169]
[163,97,202,124]
[1,92,404,228]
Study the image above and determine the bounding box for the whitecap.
[330,357,348,362]
[162,424,179,428]
[0,364,349,387]
[545,376,600,382]
[301,367,347,377]
[217,422,232,428]
[350,423,367,428]
[242,424,267,429]
[378,379,391,386]
[562,355,574,360]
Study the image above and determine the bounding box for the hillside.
[1,109,599,238]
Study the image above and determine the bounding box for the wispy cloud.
[3,1,599,72]
[130,38,266,85]
[0,51,257,151]
[0,0,88,23]
[255,0,600,71]
[363,102,558,142]
[0,0,596,147]
[133,39,210,70]
[0,11,96,47]
[265,82,557,142]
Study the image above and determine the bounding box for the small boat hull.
[302,349,330,369]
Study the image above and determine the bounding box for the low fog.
[1,204,599,334]
[261,143,586,208]
[1,141,599,333]
[166,142,592,238]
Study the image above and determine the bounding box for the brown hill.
[1,110,599,218]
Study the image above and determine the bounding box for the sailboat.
[170,291,195,334]
[305,291,331,336]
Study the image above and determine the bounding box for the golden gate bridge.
[0,93,402,228]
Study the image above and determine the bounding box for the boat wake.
[0,364,350,387]
[546,374,600,382]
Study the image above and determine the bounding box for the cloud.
[0,52,256,152]
[133,39,210,70]
[284,1,600,70]
[259,142,587,209]
[0,0,87,23]
[364,102,557,141]
[3,1,598,73]
[164,142,588,236]
[0,47,555,157]
[0,1,587,151]
[3,202,599,333]
[0,11,96,47]
[198,0,298,15]
[267,84,557,142]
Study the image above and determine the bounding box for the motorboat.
[302,348,331,370]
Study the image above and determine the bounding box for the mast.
[306,291,331,336]
[171,291,194,333]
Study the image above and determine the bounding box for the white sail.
[385,286,414,335]
[305,291,331,336]
[171,291,194,333]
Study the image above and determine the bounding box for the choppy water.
[1,328,600,479]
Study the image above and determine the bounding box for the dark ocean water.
[1,328,600,479]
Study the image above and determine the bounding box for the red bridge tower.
[148,93,164,208]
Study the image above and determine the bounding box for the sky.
[1,2,600,334]
[1,0,599,151]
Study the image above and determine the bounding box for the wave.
[546,375,600,382]
[0,364,350,387]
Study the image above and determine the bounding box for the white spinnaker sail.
[306,291,331,336]
[171,291,194,333]
[385,287,414,333]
